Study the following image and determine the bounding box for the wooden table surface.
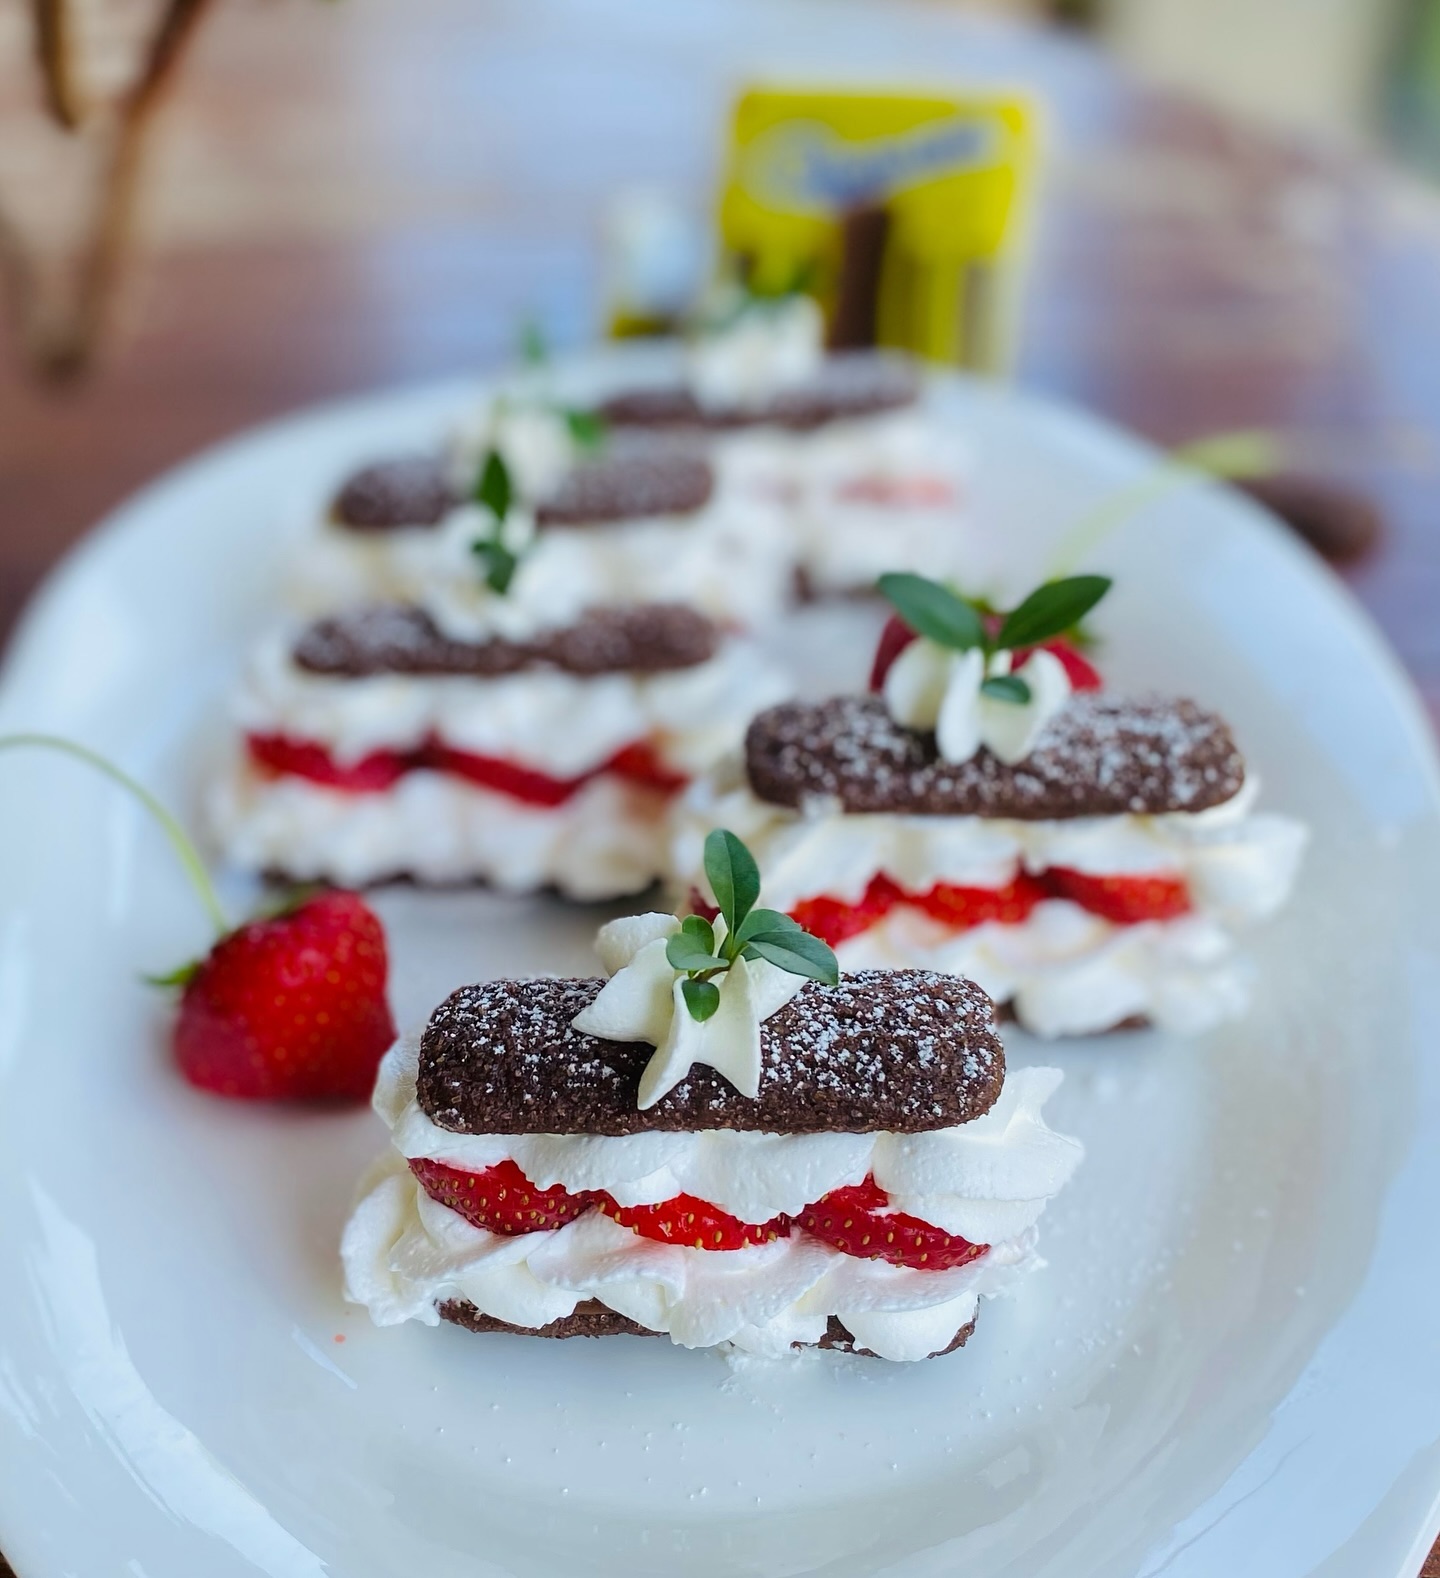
[1,1,1438,1573]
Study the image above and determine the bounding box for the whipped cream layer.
[233,631,785,780]
[209,763,678,896]
[716,408,973,594]
[841,904,1250,1038]
[288,493,795,631]
[342,1037,1082,1361]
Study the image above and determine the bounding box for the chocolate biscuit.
[536,452,713,526]
[437,1300,976,1358]
[416,969,1003,1138]
[291,603,718,679]
[597,353,919,433]
[332,456,456,530]
[745,694,1245,819]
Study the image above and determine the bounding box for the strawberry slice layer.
[912,873,1048,929]
[601,1193,790,1250]
[1043,867,1191,924]
[426,744,591,807]
[838,475,955,507]
[787,864,1191,943]
[410,1158,597,1234]
[248,733,411,792]
[796,1177,987,1271]
[246,733,688,806]
[790,874,904,947]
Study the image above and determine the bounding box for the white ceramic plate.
[2,359,1439,1578]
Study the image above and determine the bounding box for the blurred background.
[4,0,1440,738]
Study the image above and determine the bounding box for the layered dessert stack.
[344,832,1082,1360]
[672,573,1307,1036]
[290,412,795,629]
[596,293,975,597]
[210,601,782,897]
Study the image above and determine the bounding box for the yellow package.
[716,87,1039,372]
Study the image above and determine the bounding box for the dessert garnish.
[0,734,395,1100]
[468,449,530,595]
[875,571,1111,765]
[572,828,838,1107]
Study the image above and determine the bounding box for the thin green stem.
[0,732,229,938]
[1046,430,1284,578]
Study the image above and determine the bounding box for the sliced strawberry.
[410,1157,596,1234]
[1011,639,1103,692]
[600,1193,790,1250]
[425,742,590,807]
[911,872,1048,929]
[1044,866,1191,924]
[790,874,904,947]
[868,615,918,692]
[796,1177,987,1271]
[247,733,411,792]
[250,732,685,808]
[604,740,689,794]
[174,890,396,1101]
[838,475,955,508]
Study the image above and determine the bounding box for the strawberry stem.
[0,733,229,939]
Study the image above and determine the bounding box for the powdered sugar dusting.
[746,694,1245,820]
[417,969,1003,1137]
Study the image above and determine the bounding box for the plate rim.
[3,364,1440,1578]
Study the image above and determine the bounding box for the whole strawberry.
[174,890,396,1101]
[0,734,396,1104]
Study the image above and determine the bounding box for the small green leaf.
[980,674,1032,705]
[565,408,607,451]
[143,960,201,990]
[474,449,513,521]
[681,976,721,1022]
[679,913,716,952]
[519,318,549,366]
[732,906,802,948]
[704,829,761,938]
[996,576,1112,652]
[876,573,986,653]
[471,537,518,594]
[665,934,728,974]
[741,931,840,986]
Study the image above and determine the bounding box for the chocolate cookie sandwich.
[594,292,975,597]
[342,830,1082,1360]
[290,395,793,627]
[208,596,786,898]
[671,574,1308,1038]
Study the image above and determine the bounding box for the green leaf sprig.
[877,572,1113,707]
[666,829,838,1023]
[470,449,520,594]
[563,406,607,452]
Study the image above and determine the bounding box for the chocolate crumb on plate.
[332,455,456,530]
[536,451,713,526]
[291,602,718,678]
[416,969,1003,1138]
[1239,474,1382,565]
[745,694,1245,820]
[597,352,920,432]
[438,1300,976,1358]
